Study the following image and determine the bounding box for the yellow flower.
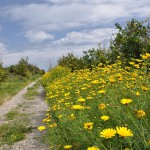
[75,90,80,94]
[64,145,72,149]
[72,105,85,110]
[100,128,116,139]
[81,87,87,90]
[49,123,57,128]
[136,59,142,63]
[69,114,75,120]
[120,99,133,105]
[42,118,51,123]
[109,77,116,83]
[101,115,110,121]
[87,146,100,150]
[136,110,146,118]
[87,96,93,100]
[116,127,133,137]
[141,53,150,59]
[38,126,46,131]
[78,97,86,103]
[84,122,94,130]
[98,90,106,94]
[91,80,99,84]
[141,86,149,91]
[99,103,106,110]
[135,92,140,96]
[59,114,63,119]
[129,62,135,65]
[132,72,137,77]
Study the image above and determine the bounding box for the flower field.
[40,54,150,150]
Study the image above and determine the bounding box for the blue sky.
[0,0,150,70]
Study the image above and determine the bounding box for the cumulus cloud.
[25,30,54,43]
[4,0,150,33]
[53,28,116,46]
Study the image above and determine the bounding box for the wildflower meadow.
[40,53,150,150]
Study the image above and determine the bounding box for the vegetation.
[0,57,45,105]
[0,74,40,105]
[8,57,45,77]
[24,80,41,100]
[0,123,32,146]
[39,18,150,150]
[57,19,150,71]
[0,61,8,82]
[110,19,150,64]
[0,18,150,149]
[0,109,31,146]
[5,110,19,120]
[41,53,150,150]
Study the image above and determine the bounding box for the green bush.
[0,68,8,82]
[110,18,150,63]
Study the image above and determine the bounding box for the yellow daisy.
[120,99,133,105]
[84,122,94,130]
[100,128,116,139]
[99,103,106,110]
[116,127,133,137]
[38,126,46,131]
[100,115,110,121]
[64,145,72,149]
[87,146,100,150]
[136,110,146,118]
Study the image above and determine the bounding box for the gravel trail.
[0,80,49,150]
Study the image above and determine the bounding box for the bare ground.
[0,81,49,150]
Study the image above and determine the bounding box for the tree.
[110,18,150,63]
[82,46,107,69]
[0,57,8,82]
[16,57,30,77]
[57,53,83,72]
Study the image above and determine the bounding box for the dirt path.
[0,81,49,150]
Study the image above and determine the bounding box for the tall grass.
[41,54,150,150]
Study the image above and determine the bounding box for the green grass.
[0,108,32,146]
[5,110,19,120]
[0,124,32,146]
[24,80,41,100]
[0,74,41,105]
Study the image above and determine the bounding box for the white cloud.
[4,1,150,33]
[2,44,94,70]
[25,30,54,43]
[45,0,150,7]
[0,42,7,54]
[1,0,150,70]
[53,28,116,46]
